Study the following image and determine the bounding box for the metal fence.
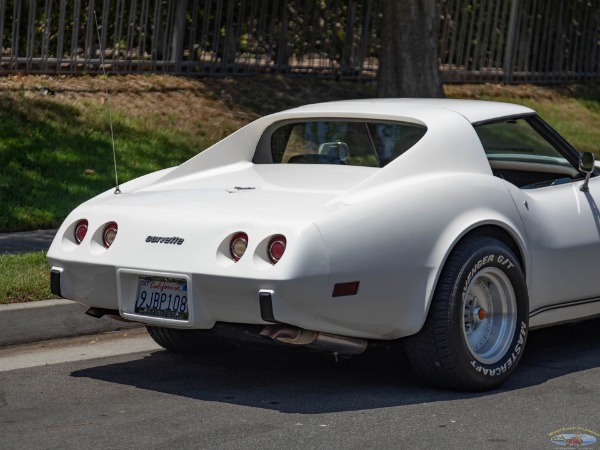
[440,0,600,83]
[1,0,600,83]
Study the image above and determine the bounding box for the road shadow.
[71,317,600,414]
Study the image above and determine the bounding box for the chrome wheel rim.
[462,267,517,365]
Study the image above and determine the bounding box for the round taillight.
[268,235,286,264]
[74,219,88,244]
[230,232,248,262]
[103,222,118,248]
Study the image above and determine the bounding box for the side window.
[268,120,426,168]
[475,119,578,189]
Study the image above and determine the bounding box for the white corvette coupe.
[47,99,600,391]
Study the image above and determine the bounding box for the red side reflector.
[332,281,360,297]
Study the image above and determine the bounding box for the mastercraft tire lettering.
[405,235,529,391]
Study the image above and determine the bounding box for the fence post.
[341,0,356,76]
[504,0,520,83]
[172,0,187,72]
[276,2,289,73]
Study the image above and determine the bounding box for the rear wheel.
[405,235,529,391]
[146,326,232,354]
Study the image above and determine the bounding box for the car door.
[475,116,600,317]
[506,178,600,310]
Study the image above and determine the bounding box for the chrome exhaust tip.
[260,325,367,354]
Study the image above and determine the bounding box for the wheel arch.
[419,222,529,335]
[459,225,526,275]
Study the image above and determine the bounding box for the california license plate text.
[135,276,189,320]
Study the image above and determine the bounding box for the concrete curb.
[0,299,142,347]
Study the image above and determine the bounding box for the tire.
[405,235,529,391]
[146,326,232,354]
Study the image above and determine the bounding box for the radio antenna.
[94,10,121,194]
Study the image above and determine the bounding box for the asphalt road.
[1,321,599,450]
[0,229,56,254]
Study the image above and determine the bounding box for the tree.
[377,0,444,98]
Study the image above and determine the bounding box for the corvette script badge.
[145,236,185,245]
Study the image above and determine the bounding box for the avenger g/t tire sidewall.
[406,236,529,391]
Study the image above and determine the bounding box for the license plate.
[135,276,189,320]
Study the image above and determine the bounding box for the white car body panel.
[506,178,600,327]
[47,99,600,342]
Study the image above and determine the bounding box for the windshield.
[259,120,426,168]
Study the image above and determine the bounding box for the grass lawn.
[0,81,223,232]
[0,252,56,304]
[3,75,600,304]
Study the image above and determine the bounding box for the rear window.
[257,120,426,168]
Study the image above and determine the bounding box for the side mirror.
[318,141,349,162]
[579,151,595,192]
